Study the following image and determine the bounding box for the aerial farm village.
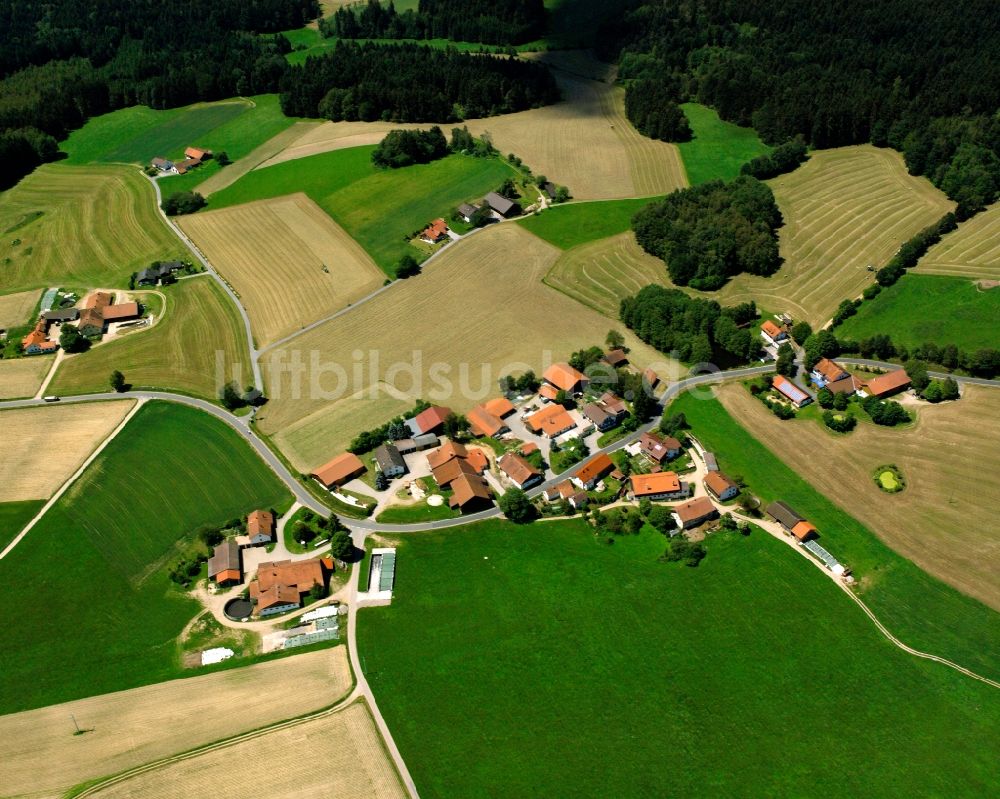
[0,0,999,797]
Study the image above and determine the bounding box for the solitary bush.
[162,191,206,216]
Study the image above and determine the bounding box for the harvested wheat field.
[87,700,405,799]
[0,288,40,330]
[0,356,51,400]
[0,646,351,798]
[918,202,1000,280]
[178,194,384,347]
[716,382,1000,611]
[49,277,250,400]
[196,121,321,197]
[0,164,185,294]
[258,225,672,467]
[260,56,686,200]
[545,231,670,316]
[0,400,134,501]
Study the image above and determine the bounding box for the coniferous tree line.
[0,0,318,189]
[623,78,691,142]
[323,0,546,46]
[631,176,783,290]
[601,0,1000,217]
[372,127,448,167]
[619,285,762,364]
[741,137,809,180]
[280,41,559,122]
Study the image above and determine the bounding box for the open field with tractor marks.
[178,194,384,347]
[257,225,671,468]
[670,391,1000,681]
[0,646,351,798]
[715,382,1000,612]
[360,520,1000,798]
[87,700,406,799]
[917,202,1000,280]
[0,401,292,715]
[49,276,250,400]
[0,287,40,330]
[543,231,669,316]
[836,274,1000,350]
[0,355,52,399]
[0,164,186,294]
[0,400,135,502]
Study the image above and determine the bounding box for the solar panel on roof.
[804,539,839,569]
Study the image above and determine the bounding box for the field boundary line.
[0,398,145,561]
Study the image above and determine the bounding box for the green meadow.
[0,500,44,551]
[670,391,1000,678]
[677,103,771,184]
[518,197,656,249]
[836,274,1000,351]
[208,147,512,272]
[0,401,292,714]
[359,519,1000,797]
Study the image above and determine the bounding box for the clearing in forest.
[0,165,185,294]
[86,700,406,799]
[178,194,384,347]
[257,225,671,469]
[0,288,40,330]
[49,276,250,400]
[0,356,52,400]
[715,382,1000,613]
[0,647,351,799]
[917,202,1000,280]
[0,400,135,502]
[676,103,771,185]
[358,519,1000,797]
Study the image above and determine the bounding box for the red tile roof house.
[21,320,58,355]
[760,319,789,346]
[638,432,681,465]
[525,404,577,439]
[408,405,452,436]
[420,218,450,244]
[573,453,615,490]
[672,496,719,530]
[467,405,509,438]
[544,480,576,502]
[102,302,141,323]
[629,471,687,501]
[207,539,242,586]
[185,146,212,161]
[859,369,911,399]
[249,558,326,617]
[497,451,543,490]
[603,349,628,368]
[246,509,276,545]
[311,452,366,488]
[772,375,813,408]
[449,473,493,512]
[542,362,589,395]
[704,471,739,502]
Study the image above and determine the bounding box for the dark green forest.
[605,0,1000,217]
[619,285,761,364]
[632,176,783,290]
[624,78,692,142]
[324,0,547,46]
[279,42,559,122]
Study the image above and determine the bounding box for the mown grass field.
[670,390,1000,679]
[918,202,1000,280]
[178,194,384,347]
[715,381,1000,612]
[0,647,351,798]
[0,164,186,293]
[0,355,51,399]
[676,102,771,184]
[0,400,135,502]
[259,225,672,469]
[837,274,1000,350]
[549,146,956,326]
[88,700,405,799]
[209,146,510,272]
[0,287,40,329]
[359,520,1000,798]
[517,197,655,249]
[0,500,44,551]
[49,277,250,400]
[0,401,292,714]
